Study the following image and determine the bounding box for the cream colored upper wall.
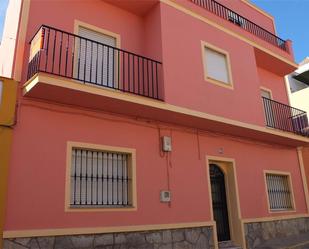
[289,87,309,115]
[0,0,22,78]
[285,60,309,114]
[287,75,308,93]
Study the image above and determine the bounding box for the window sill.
[268,209,296,214]
[65,205,137,212]
[205,76,234,90]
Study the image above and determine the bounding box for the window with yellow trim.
[70,148,133,208]
[75,26,117,87]
[203,46,232,85]
[265,173,294,211]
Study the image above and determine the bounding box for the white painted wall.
[285,58,309,115]
[289,87,309,114]
[0,0,22,78]
[286,74,307,93]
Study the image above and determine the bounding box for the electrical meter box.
[162,136,172,152]
[160,190,171,202]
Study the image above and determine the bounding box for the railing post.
[37,27,45,73]
[262,97,309,137]
[285,39,294,57]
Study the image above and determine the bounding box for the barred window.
[70,148,132,207]
[265,173,294,211]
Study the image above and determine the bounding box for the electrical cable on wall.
[166,130,173,208]
[165,152,172,208]
[18,98,297,210]
[157,126,173,207]
[196,129,201,160]
[157,126,166,158]
[20,98,293,151]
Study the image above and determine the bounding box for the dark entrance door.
[210,164,231,242]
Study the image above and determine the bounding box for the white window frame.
[260,87,275,128]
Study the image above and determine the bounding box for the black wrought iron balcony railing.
[27,25,163,100]
[262,97,309,137]
[191,0,288,51]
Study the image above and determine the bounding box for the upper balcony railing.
[27,25,163,100]
[191,0,288,51]
[262,97,309,137]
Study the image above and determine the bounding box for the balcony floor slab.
[23,72,309,147]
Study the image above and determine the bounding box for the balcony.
[23,26,308,147]
[27,25,163,100]
[191,0,288,52]
[262,97,309,137]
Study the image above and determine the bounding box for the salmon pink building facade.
[1,0,309,249]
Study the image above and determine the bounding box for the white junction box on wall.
[160,190,171,202]
[162,136,172,152]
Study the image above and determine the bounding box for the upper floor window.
[261,87,275,128]
[260,88,272,99]
[75,22,119,88]
[68,143,136,210]
[202,42,233,89]
[265,172,295,212]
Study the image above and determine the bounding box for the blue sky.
[0,0,308,63]
[252,0,309,63]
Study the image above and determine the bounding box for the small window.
[202,43,233,88]
[265,173,294,211]
[261,88,275,128]
[70,147,133,208]
[260,89,272,99]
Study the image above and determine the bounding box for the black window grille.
[70,148,131,207]
[265,173,293,211]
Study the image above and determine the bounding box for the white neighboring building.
[285,57,309,115]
